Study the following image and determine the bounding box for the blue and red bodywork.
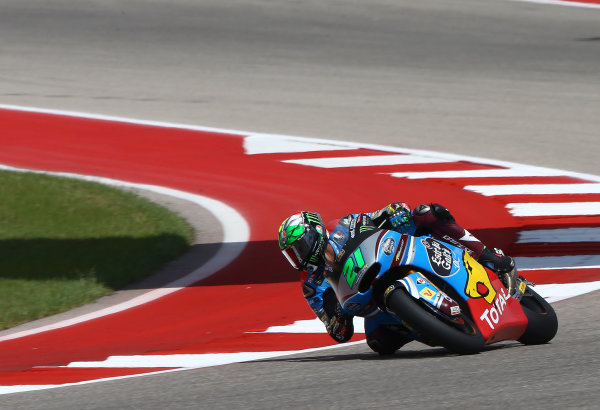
[330,229,528,345]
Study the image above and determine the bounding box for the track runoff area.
[0,105,599,394]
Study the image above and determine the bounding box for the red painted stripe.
[0,282,312,372]
[516,215,600,228]
[0,107,598,387]
[0,368,174,385]
[148,333,359,354]
[521,268,600,284]
[562,0,600,4]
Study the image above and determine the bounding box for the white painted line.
[517,227,600,243]
[388,168,566,180]
[507,202,600,217]
[0,385,62,395]
[515,254,600,269]
[260,318,327,333]
[258,317,366,333]
[535,281,600,303]
[244,134,354,155]
[520,265,600,271]
[464,183,600,196]
[505,0,600,9]
[65,341,366,369]
[0,340,366,395]
[67,353,297,368]
[283,154,452,168]
[0,165,250,343]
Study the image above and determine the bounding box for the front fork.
[511,274,534,302]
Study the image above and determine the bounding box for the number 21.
[342,248,365,288]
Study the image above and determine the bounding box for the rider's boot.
[478,247,518,295]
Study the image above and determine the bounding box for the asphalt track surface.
[1,0,599,408]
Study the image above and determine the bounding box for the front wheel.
[517,287,558,345]
[386,289,485,354]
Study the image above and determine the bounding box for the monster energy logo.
[305,212,321,225]
[359,226,375,233]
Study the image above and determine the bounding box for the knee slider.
[366,328,398,355]
[366,325,410,355]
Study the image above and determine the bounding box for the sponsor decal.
[305,212,322,225]
[349,214,376,238]
[519,280,527,294]
[416,277,427,285]
[346,302,362,312]
[422,237,454,277]
[360,225,375,233]
[393,234,408,264]
[419,287,436,301]
[382,237,395,256]
[463,252,497,304]
[450,305,461,316]
[441,234,473,255]
[350,216,357,238]
[479,287,511,330]
[332,230,346,245]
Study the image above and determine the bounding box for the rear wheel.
[517,287,558,345]
[386,289,485,354]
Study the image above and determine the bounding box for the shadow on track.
[252,343,516,364]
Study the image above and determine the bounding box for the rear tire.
[517,287,558,345]
[386,289,485,354]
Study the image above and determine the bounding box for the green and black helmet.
[278,211,328,271]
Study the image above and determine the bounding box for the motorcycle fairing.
[462,252,527,342]
[397,270,462,319]
[328,226,529,344]
[393,236,528,343]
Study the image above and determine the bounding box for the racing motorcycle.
[326,215,558,354]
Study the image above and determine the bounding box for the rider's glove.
[326,315,353,343]
[384,203,414,233]
[321,301,354,343]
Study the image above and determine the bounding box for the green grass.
[0,170,193,330]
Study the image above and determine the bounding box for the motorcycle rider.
[277,202,516,354]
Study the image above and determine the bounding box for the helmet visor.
[281,228,318,269]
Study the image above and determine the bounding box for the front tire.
[386,289,485,354]
[517,287,558,345]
